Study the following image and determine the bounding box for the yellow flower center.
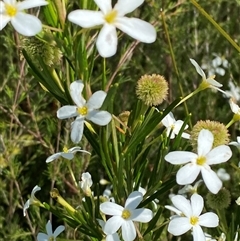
[5,4,17,17]
[104,10,118,24]
[77,106,88,116]
[190,216,199,226]
[196,156,206,166]
[121,209,131,219]
[63,146,68,153]
[48,236,55,241]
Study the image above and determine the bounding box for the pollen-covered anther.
[190,216,199,225]
[77,106,88,116]
[196,156,206,165]
[63,146,68,153]
[104,10,118,24]
[5,4,17,17]
[121,209,131,219]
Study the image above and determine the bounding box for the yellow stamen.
[190,216,199,225]
[63,146,68,153]
[77,106,88,116]
[5,4,17,17]
[121,209,131,219]
[196,156,206,165]
[104,10,118,24]
[48,237,55,241]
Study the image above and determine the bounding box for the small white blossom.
[57,80,112,143]
[229,98,240,115]
[79,172,93,196]
[224,81,240,102]
[178,180,203,195]
[98,219,120,241]
[235,197,240,205]
[100,191,153,241]
[229,136,240,149]
[37,220,65,241]
[68,0,156,58]
[165,129,232,194]
[204,233,217,241]
[219,233,226,241]
[216,168,230,181]
[161,112,190,139]
[0,0,48,36]
[165,194,219,241]
[23,185,41,216]
[46,146,90,163]
[190,58,224,93]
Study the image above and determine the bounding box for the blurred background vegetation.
[0,0,239,240]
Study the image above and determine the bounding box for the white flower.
[216,168,230,181]
[224,81,240,102]
[68,0,156,58]
[161,112,190,139]
[204,233,217,241]
[23,185,41,216]
[178,180,203,195]
[190,58,224,93]
[165,129,232,194]
[98,219,120,241]
[165,194,219,241]
[219,233,226,241]
[229,98,240,115]
[0,0,48,36]
[46,146,91,163]
[100,191,153,241]
[79,172,93,196]
[229,136,240,149]
[37,220,65,241]
[235,197,240,205]
[57,80,112,143]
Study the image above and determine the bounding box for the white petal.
[37,233,49,241]
[165,205,182,216]
[168,217,191,235]
[61,152,74,160]
[106,233,120,241]
[181,132,190,139]
[104,216,123,234]
[87,110,112,125]
[201,168,222,194]
[46,153,62,163]
[70,80,85,107]
[229,98,240,114]
[0,2,5,12]
[0,15,11,30]
[125,191,143,209]
[165,151,197,165]
[17,0,48,10]
[53,225,65,237]
[161,112,175,127]
[122,221,136,241]
[57,106,78,119]
[100,202,123,216]
[131,208,153,222]
[31,185,41,196]
[190,194,203,217]
[199,212,219,227]
[68,10,104,28]
[71,117,84,143]
[11,13,42,36]
[190,58,206,79]
[206,145,232,165]
[23,200,30,216]
[171,195,192,217]
[197,129,213,156]
[87,91,107,109]
[46,220,53,236]
[116,17,156,43]
[94,0,112,14]
[114,0,144,15]
[207,78,223,87]
[96,24,118,58]
[192,225,205,241]
[69,147,91,155]
[176,163,200,185]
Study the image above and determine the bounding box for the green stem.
[190,0,240,53]
[226,118,236,128]
[67,161,78,187]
